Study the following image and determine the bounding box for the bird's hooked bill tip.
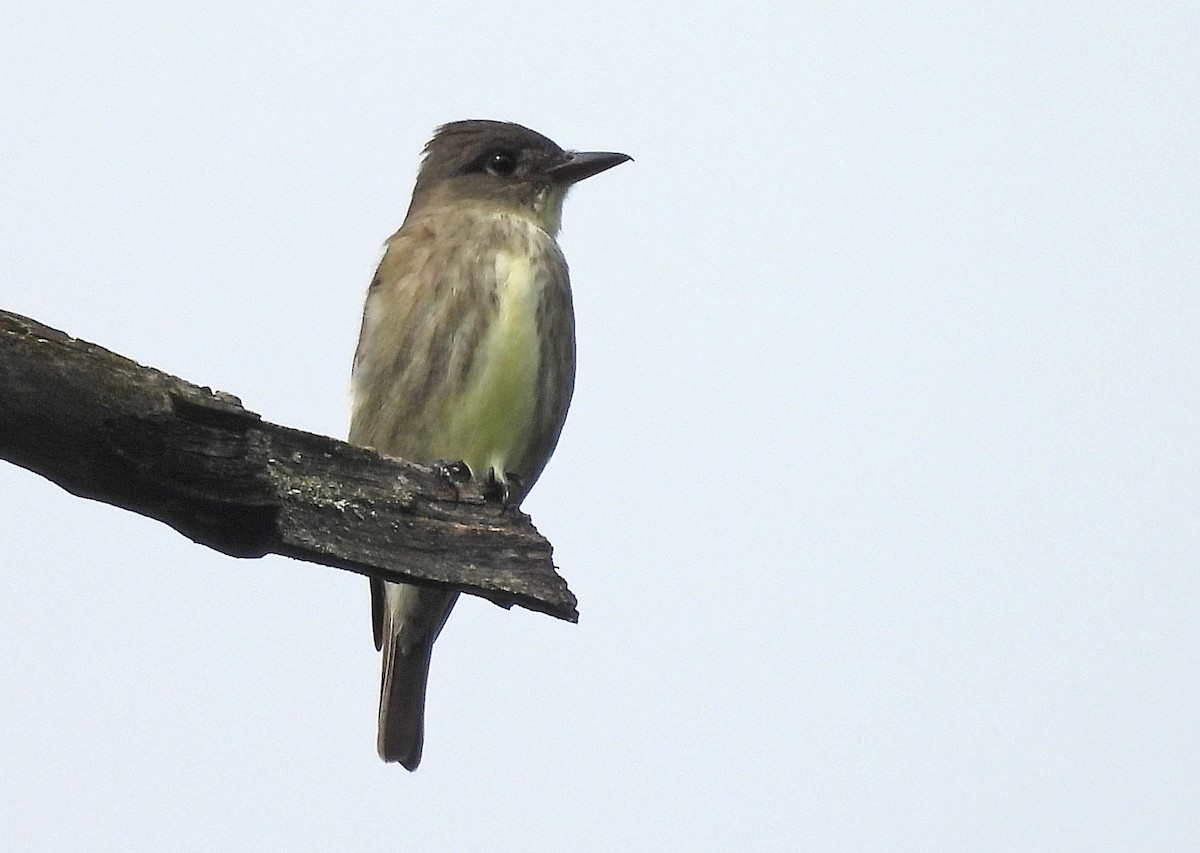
[547,150,632,184]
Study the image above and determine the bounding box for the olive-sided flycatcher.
[349,120,629,770]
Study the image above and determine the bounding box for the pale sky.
[2,4,1198,850]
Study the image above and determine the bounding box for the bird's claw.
[482,468,523,507]
[434,459,473,493]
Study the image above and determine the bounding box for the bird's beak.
[547,150,632,185]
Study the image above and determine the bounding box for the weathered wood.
[0,309,577,621]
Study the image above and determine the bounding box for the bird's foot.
[433,459,473,497]
[481,468,523,507]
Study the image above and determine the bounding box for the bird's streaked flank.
[349,120,629,770]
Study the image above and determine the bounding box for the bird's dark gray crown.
[407,120,570,211]
[422,120,566,180]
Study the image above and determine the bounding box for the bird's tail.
[376,583,458,771]
[377,629,434,770]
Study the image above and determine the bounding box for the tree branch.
[0,309,577,622]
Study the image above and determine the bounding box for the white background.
[2,4,1198,850]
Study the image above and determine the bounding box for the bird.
[349,120,629,769]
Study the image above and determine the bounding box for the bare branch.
[0,309,577,622]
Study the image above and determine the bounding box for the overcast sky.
[2,4,1198,850]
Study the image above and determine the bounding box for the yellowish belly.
[435,249,542,481]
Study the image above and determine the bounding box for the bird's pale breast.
[436,245,547,482]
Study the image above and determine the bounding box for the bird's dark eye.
[484,150,519,177]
